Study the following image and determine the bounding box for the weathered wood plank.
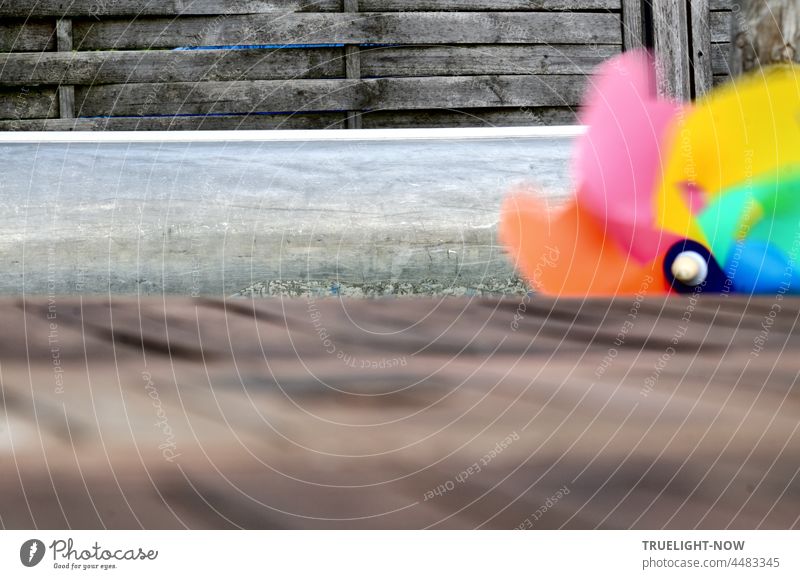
[0,49,346,85]
[0,45,616,86]
[712,74,729,87]
[0,108,576,130]
[56,18,76,119]
[690,0,713,97]
[73,75,587,116]
[361,44,619,76]
[55,19,72,51]
[652,0,692,100]
[0,0,339,16]
[344,0,363,129]
[0,87,58,120]
[363,0,621,8]
[711,9,731,43]
[72,12,622,49]
[0,0,621,17]
[711,42,732,76]
[361,106,577,128]
[0,20,55,52]
[0,113,349,130]
[621,0,645,50]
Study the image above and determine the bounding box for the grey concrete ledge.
[1,129,574,297]
[233,277,530,299]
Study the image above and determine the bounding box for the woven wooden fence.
[0,0,628,130]
[650,0,732,100]
[0,1,733,130]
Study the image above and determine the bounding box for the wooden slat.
[56,18,76,119]
[0,107,577,130]
[0,20,55,52]
[690,0,713,97]
[711,42,731,76]
[709,0,731,10]
[361,0,621,8]
[361,106,577,128]
[73,75,587,116]
[712,74,729,87]
[0,45,616,86]
[0,49,345,85]
[344,0,363,129]
[71,13,622,50]
[0,0,340,17]
[0,112,348,130]
[0,0,621,17]
[711,10,731,43]
[0,87,58,120]
[361,44,619,77]
[652,0,691,100]
[621,0,645,50]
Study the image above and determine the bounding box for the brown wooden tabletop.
[1,295,798,529]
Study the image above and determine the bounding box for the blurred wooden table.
[1,295,798,529]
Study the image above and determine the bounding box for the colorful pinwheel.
[500,50,800,296]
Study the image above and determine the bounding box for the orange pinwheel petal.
[499,189,666,297]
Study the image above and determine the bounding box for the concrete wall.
[0,129,576,297]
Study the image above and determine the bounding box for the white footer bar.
[1,531,796,578]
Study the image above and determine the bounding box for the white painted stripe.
[0,125,586,143]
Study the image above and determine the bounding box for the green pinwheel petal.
[697,168,800,267]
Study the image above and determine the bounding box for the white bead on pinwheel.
[670,251,708,287]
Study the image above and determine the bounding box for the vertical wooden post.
[652,0,692,100]
[343,0,362,129]
[690,0,713,97]
[622,0,646,51]
[56,18,75,119]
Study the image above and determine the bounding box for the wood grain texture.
[0,87,58,120]
[344,0,363,129]
[0,107,577,130]
[0,2,621,128]
[73,75,587,116]
[690,0,713,97]
[0,112,349,130]
[360,106,578,128]
[56,18,76,119]
[1,295,798,529]
[0,45,616,86]
[0,20,56,52]
[652,0,692,100]
[361,0,620,9]
[71,13,622,50]
[0,49,346,85]
[621,0,645,50]
[0,0,621,17]
[712,42,732,76]
[711,9,731,42]
[361,44,619,77]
